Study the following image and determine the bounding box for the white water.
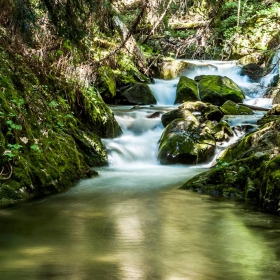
[105,58,278,168]
[260,50,280,87]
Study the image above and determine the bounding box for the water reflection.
[1,167,280,280]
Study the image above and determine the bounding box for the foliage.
[215,159,229,170]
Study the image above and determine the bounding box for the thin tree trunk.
[142,0,173,44]
[237,0,241,27]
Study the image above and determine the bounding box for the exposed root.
[0,162,13,180]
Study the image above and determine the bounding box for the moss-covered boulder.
[158,113,216,164]
[175,76,199,104]
[120,83,156,105]
[0,47,120,206]
[181,118,280,214]
[195,75,245,106]
[257,105,280,126]
[264,104,280,116]
[220,100,253,115]
[204,120,234,141]
[201,104,223,122]
[97,66,117,103]
[161,108,196,127]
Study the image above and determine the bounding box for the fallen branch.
[96,2,148,68]
[238,103,270,111]
[142,0,174,45]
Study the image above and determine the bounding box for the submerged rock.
[195,75,245,106]
[175,76,199,104]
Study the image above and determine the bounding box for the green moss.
[221,100,253,115]
[158,117,216,164]
[175,76,199,104]
[161,109,198,127]
[97,66,117,101]
[197,75,245,106]
[0,46,120,206]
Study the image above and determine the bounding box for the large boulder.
[175,76,199,104]
[158,112,216,164]
[241,63,264,81]
[220,100,253,115]
[156,60,218,80]
[120,83,157,105]
[156,60,191,80]
[181,118,280,214]
[161,108,196,127]
[195,75,245,106]
[201,104,224,122]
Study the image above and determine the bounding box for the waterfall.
[103,108,165,166]
[149,79,178,105]
[104,59,278,167]
[260,50,280,87]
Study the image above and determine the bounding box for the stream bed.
[1,59,280,279]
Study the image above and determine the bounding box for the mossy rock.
[0,47,121,206]
[158,117,216,164]
[257,115,280,126]
[161,109,197,127]
[120,82,156,105]
[178,101,208,112]
[76,87,122,138]
[156,60,191,80]
[175,76,199,104]
[181,118,280,213]
[220,100,253,115]
[264,104,280,116]
[273,92,280,105]
[204,120,234,141]
[238,54,264,65]
[201,104,223,122]
[181,163,249,197]
[97,66,117,103]
[257,105,280,126]
[195,75,245,106]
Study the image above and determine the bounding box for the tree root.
[0,162,13,180]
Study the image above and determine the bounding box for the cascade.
[260,50,280,87]
[104,59,278,167]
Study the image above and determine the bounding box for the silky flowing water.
[1,60,280,279]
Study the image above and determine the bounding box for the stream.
[1,60,280,279]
